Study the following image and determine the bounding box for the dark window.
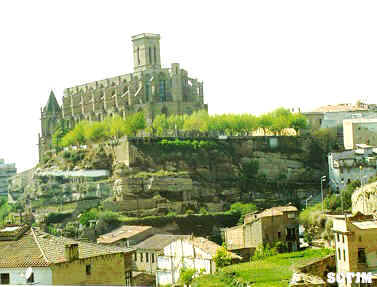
[338,248,341,259]
[152,253,155,263]
[133,252,137,261]
[159,80,166,102]
[358,248,366,263]
[86,264,91,275]
[140,253,143,262]
[146,252,149,263]
[137,48,140,65]
[342,235,345,243]
[343,249,346,261]
[278,232,281,239]
[27,273,34,284]
[0,273,10,284]
[337,233,340,242]
[125,271,132,286]
[154,47,157,63]
[149,47,152,64]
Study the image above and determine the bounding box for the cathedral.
[39,33,207,157]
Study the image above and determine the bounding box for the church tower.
[132,33,161,73]
[41,90,62,138]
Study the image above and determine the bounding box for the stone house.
[344,118,377,150]
[133,234,190,275]
[328,144,377,191]
[156,236,241,286]
[0,224,134,285]
[97,225,153,247]
[224,206,300,259]
[332,213,377,287]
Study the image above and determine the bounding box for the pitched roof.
[0,226,133,268]
[257,206,298,218]
[188,237,241,260]
[312,104,368,113]
[97,225,153,244]
[43,90,61,113]
[135,234,190,251]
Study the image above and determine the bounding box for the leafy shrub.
[214,245,233,268]
[252,243,277,261]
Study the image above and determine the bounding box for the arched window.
[149,47,152,64]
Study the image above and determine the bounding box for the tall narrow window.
[149,47,152,65]
[343,249,346,261]
[159,80,166,102]
[146,252,149,263]
[358,248,366,263]
[152,253,155,263]
[154,46,157,63]
[137,48,140,65]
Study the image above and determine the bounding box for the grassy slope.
[192,248,333,287]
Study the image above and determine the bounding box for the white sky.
[1,0,377,172]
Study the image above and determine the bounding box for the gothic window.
[149,47,152,65]
[137,48,140,65]
[154,46,157,63]
[159,80,166,102]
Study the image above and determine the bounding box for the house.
[224,205,300,259]
[0,224,135,285]
[328,144,377,191]
[352,180,377,215]
[133,234,190,274]
[343,118,377,150]
[97,225,153,247]
[156,236,241,286]
[332,213,377,287]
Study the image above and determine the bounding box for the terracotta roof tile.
[97,225,152,244]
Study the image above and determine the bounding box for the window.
[137,48,140,65]
[154,47,157,63]
[343,249,346,261]
[27,273,34,284]
[342,235,345,243]
[140,253,143,262]
[0,273,10,284]
[149,47,152,64]
[86,264,91,275]
[358,248,366,264]
[159,80,166,102]
[125,271,132,286]
[338,248,341,259]
[152,253,155,263]
[134,252,137,261]
[145,83,150,102]
[146,252,149,263]
[278,232,281,239]
[337,233,340,242]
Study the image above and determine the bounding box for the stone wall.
[296,255,336,279]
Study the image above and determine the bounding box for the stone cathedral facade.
[39,33,207,157]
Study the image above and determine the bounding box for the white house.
[156,237,241,286]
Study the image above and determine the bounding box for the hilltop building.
[332,213,377,287]
[304,102,377,141]
[0,224,134,285]
[0,159,16,196]
[39,33,207,158]
[224,205,299,259]
[328,144,377,191]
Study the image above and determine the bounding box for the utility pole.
[321,176,326,214]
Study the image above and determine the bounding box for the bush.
[214,245,232,268]
[252,243,277,261]
[227,202,257,224]
[180,268,196,286]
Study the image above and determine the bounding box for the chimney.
[64,243,79,262]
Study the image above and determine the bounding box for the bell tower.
[132,33,161,73]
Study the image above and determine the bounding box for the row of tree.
[53,108,308,149]
[152,108,308,136]
[53,112,146,148]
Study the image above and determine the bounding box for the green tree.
[152,114,169,136]
[179,268,196,286]
[125,112,146,136]
[257,114,273,135]
[290,113,308,135]
[228,202,257,224]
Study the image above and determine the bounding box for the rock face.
[111,136,326,214]
[352,181,377,215]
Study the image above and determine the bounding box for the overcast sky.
[1,0,377,172]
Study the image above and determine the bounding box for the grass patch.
[192,248,333,287]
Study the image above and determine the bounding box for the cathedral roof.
[43,90,61,113]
